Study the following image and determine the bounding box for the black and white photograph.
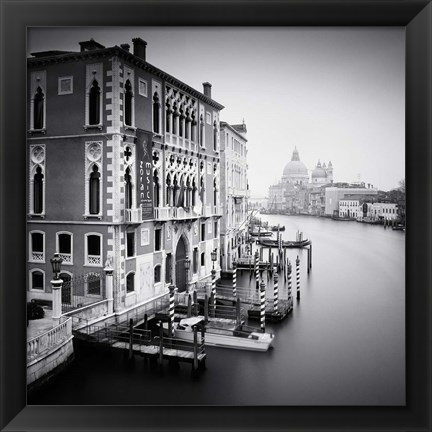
[23,25,409,407]
[1,0,431,430]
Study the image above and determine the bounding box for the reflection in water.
[28,216,405,406]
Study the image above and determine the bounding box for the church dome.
[282,147,308,178]
[312,160,326,178]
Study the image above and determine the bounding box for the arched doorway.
[175,236,187,292]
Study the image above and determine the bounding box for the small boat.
[331,216,356,221]
[173,316,275,352]
[271,225,285,231]
[392,224,406,231]
[257,238,311,248]
[249,229,273,237]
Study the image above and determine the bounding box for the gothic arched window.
[179,107,184,137]
[213,178,217,206]
[89,165,100,214]
[153,171,160,208]
[166,174,171,206]
[33,166,44,214]
[153,92,160,133]
[192,178,197,207]
[213,120,218,151]
[125,167,132,210]
[89,80,101,125]
[33,87,45,130]
[172,104,178,135]
[199,114,204,147]
[185,109,190,140]
[124,79,133,126]
[165,100,171,133]
[191,111,196,142]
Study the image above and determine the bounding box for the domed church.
[311,160,333,185]
[281,147,310,185]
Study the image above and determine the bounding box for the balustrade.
[27,318,72,362]
[125,207,142,223]
[31,252,44,262]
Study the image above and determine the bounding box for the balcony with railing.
[212,205,222,216]
[165,133,197,153]
[154,206,173,221]
[31,251,44,262]
[125,207,142,224]
[172,207,199,220]
[201,204,212,217]
[58,253,72,264]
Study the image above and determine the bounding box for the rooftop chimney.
[203,82,212,98]
[132,38,147,61]
[120,43,130,52]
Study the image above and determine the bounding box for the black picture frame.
[1,1,430,431]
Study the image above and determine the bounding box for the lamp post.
[50,252,63,324]
[184,255,191,293]
[211,249,217,314]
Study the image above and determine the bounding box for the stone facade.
[27,38,224,313]
[219,122,249,272]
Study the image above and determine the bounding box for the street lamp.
[50,252,63,280]
[211,249,217,269]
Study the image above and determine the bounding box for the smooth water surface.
[28,215,405,406]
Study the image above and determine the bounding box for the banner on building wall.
[136,129,154,220]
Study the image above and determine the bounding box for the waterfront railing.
[27,317,72,363]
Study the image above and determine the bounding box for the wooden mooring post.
[159,322,164,370]
[255,251,260,289]
[193,290,198,316]
[236,298,242,326]
[210,291,215,318]
[169,283,175,335]
[187,294,192,318]
[192,325,199,376]
[128,318,134,361]
[260,279,266,332]
[232,261,237,299]
[287,260,293,304]
[204,294,209,323]
[296,255,301,300]
[273,272,279,312]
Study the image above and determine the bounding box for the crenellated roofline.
[27,46,225,111]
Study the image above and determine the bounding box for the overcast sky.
[28,27,405,197]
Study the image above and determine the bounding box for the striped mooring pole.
[273,272,279,312]
[287,260,292,303]
[255,250,260,289]
[168,282,176,336]
[232,261,237,298]
[296,255,300,300]
[211,266,217,312]
[260,278,266,332]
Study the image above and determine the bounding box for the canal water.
[28,215,405,406]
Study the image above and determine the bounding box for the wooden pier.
[73,319,206,376]
[247,299,293,322]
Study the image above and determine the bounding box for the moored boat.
[257,238,311,248]
[271,225,285,231]
[331,215,356,221]
[173,316,275,352]
[248,229,273,237]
